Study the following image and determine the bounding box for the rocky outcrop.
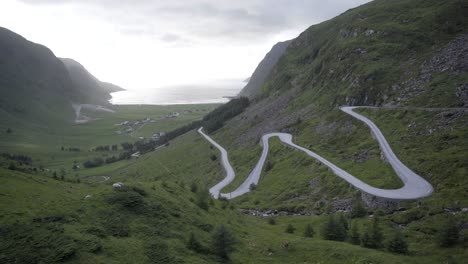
[396,33,468,105]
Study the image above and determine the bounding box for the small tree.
[196,188,210,210]
[249,183,257,191]
[211,225,236,260]
[387,230,408,254]
[362,217,384,248]
[338,213,349,232]
[437,217,459,247]
[264,161,273,172]
[268,218,276,225]
[190,181,198,193]
[351,201,367,218]
[286,224,296,234]
[304,224,315,238]
[187,232,203,253]
[210,154,217,161]
[348,223,360,245]
[6,128,12,134]
[322,214,347,241]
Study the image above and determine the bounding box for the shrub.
[0,223,77,263]
[187,232,204,253]
[106,191,144,208]
[322,214,347,241]
[350,201,367,218]
[196,189,210,210]
[210,154,217,161]
[146,241,174,263]
[190,182,198,193]
[286,224,296,234]
[386,230,408,254]
[268,218,277,225]
[361,217,384,248]
[437,217,459,247]
[100,211,130,237]
[304,224,315,238]
[249,183,257,191]
[348,223,360,245]
[211,225,237,260]
[83,157,104,168]
[131,186,147,196]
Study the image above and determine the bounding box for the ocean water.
[110,80,244,105]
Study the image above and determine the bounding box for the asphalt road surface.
[198,106,434,200]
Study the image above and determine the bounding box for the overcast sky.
[0,0,371,91]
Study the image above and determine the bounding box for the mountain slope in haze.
[60,58,125,105]
[239,40,291,98]
[0,27,77,123]
[0,27,123,125]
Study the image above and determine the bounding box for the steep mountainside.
[239,40,291,98]
[212,0,468,215]
[61,58,124,105]
[258,0,468,107]
[0,27,76,123]
[0,27,123,125]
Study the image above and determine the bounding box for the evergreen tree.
[286,224,296,234]
[190,181,198,193]
[338,213,349,231]
[437,217,459,247]
[350,200,367,218]
[362,217,384,248]
[304,223,315,238]
[348,223,360,245]
[187,232,203,253]
[322,214,347,241]
[211,225,237,260]
[196,188,210,210]
[387,230,408,254]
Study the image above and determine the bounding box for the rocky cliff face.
[239,40,291,98]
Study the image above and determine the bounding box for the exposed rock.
[456,83,468,106]
[397,33,468,105]
[309,177,321,189]
[361,192,400,210]
[239,209,315,217]
[330,197,354,212]
[364,29,375,36]
[112,182,124,189]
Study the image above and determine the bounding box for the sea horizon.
[110,79,244,105]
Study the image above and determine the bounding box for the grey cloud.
[17,0,371,42]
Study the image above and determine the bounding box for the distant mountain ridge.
[60,58,125,105]
[239,40,291,98]
[0,27,124,124]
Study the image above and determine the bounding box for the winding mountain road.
[198,106,434,201]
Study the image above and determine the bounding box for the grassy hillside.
[259,0,468,108]
[1,0,467,263]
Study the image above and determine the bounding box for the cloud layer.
[6,0,370,90]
